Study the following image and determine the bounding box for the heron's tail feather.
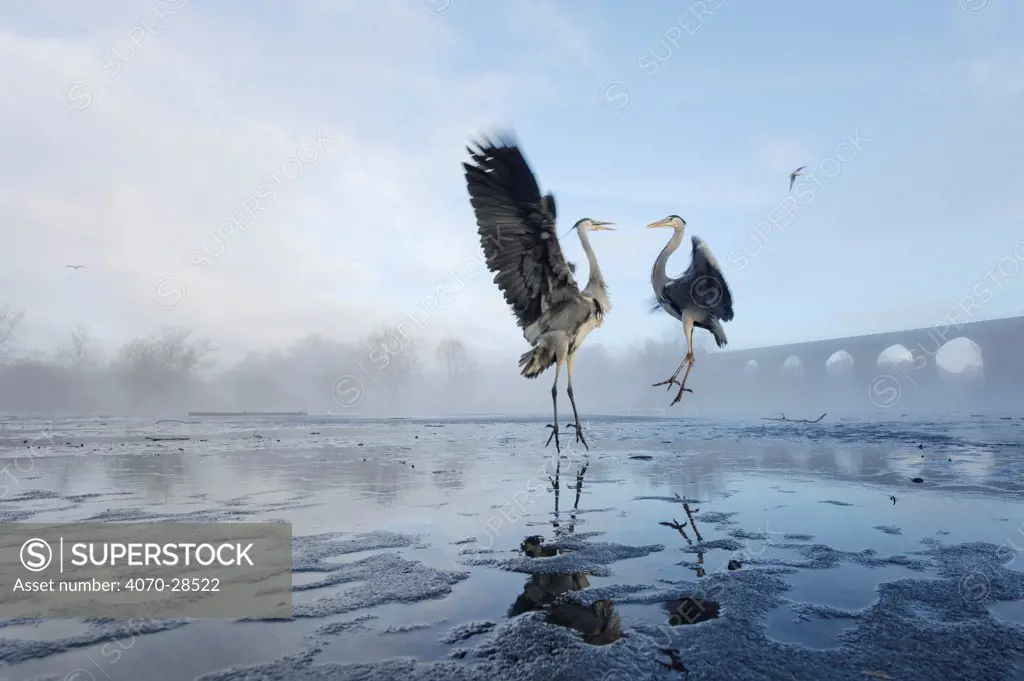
[709,320,728,348]
[519,339,555,379]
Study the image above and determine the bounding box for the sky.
[1,0,1022,366]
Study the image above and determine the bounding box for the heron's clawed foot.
[566,423,589,450]
[652,377,681,391]
[669,385,693,406]
[545,423,561,452]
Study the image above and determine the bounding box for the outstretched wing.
[464,134,580,336]
[665,235,734,322]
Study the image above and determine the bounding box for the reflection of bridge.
[696,315,1023,413]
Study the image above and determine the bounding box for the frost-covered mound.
[0,618,188,665]
[193,539,1024,681]
[456,535,664,578]
[247,530,468,621]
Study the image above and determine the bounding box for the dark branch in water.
[155,419,193,425]
[682,501,703,543]
[145,436,189,441]
[658,519,692,544]
[762,411,827,424]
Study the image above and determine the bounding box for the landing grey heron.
[648,215,734,405]
[463,134,615,452]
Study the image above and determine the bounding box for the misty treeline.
[0,305,723,416]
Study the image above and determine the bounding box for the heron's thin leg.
[654,317,696,394]
[564,354,588,450]
[671,319,697,406]
[652,355,690,391]
[545,359,563,452]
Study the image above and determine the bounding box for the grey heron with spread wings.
[648,215,734,406]
[464,134,615,452]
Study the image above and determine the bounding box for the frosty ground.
[1,414,1023,680]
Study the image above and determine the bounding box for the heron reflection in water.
[508,535,621,645]
[508,459,591,617]
[507,535,591,617]
[508,465,619,644]
[551,459,589,537]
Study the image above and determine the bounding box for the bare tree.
[0,306,25,359]
[365,325,418,393]
[57,324,101,371]
[113,327,214,400]
[436,337,469,381]
[155,327,214,376]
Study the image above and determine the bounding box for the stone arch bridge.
[697,315,1023,412]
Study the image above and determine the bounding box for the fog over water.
[0,314,1012,420]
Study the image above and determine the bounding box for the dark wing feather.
[688,235,733,321]
[664,236,734,322]
[463,135,579,333]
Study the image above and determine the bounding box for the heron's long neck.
[651,227,684,292]
[578,227,606,295]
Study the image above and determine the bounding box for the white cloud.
[0,0,596,363]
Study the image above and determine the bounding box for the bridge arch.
[782,355,804,376]
[936,337,984,380]
[825,350,854,377]
[877,343,915,372]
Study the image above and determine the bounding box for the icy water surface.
[1,414,1023,680]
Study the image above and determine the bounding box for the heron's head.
[574,218,616,232]
[646,215,686,230]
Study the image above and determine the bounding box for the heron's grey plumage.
[653,235,733,345]
[648,215,734,404]
[463,133,612,449]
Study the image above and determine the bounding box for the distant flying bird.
[463,133,615,452]
[788,166,806,191]
[64,265,86,270]
[647,215,734,406]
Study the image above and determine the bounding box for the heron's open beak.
[592,221,616,231]
[646,218,674,228]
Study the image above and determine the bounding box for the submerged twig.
[662,499,706,577]
[762,411,827,424]
[658,519,692,544]
[682,502,703,543]
[145,436,189,441]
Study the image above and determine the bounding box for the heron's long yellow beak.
[646,218,673,228]
[592,220,616,231]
